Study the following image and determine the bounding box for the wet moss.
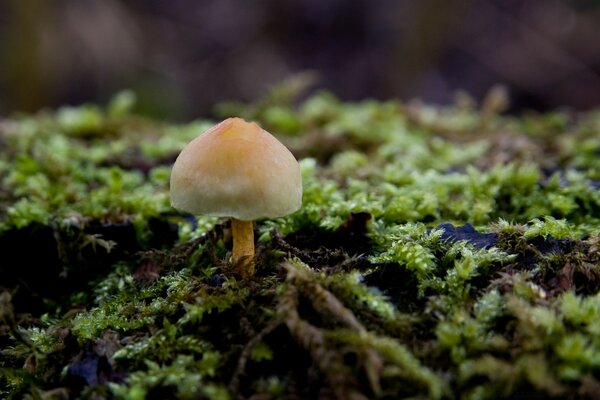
[1,87,599,399]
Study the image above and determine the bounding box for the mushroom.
[170,117,302,278]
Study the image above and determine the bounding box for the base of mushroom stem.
[232,255,255,279]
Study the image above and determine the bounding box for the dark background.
[1,0,599,120]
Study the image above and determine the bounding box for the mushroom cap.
[170,117,302,221]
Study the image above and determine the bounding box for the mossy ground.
[1,84,599,399]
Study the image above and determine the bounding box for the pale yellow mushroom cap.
[169,117,302,221]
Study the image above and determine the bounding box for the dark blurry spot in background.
[1,0,599,119]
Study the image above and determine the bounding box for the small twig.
[283,262,383,396]
[277,285,368,400]
[284,263,364,332]
[229,319,282,397]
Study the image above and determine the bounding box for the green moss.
[109,355,229,400]
[1,87,600,399]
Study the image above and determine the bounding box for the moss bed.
[1,86,599,399]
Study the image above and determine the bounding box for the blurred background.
[1,0,599,120]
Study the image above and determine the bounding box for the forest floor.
[1,84,599,399]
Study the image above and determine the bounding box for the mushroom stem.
[231,218,255,278]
